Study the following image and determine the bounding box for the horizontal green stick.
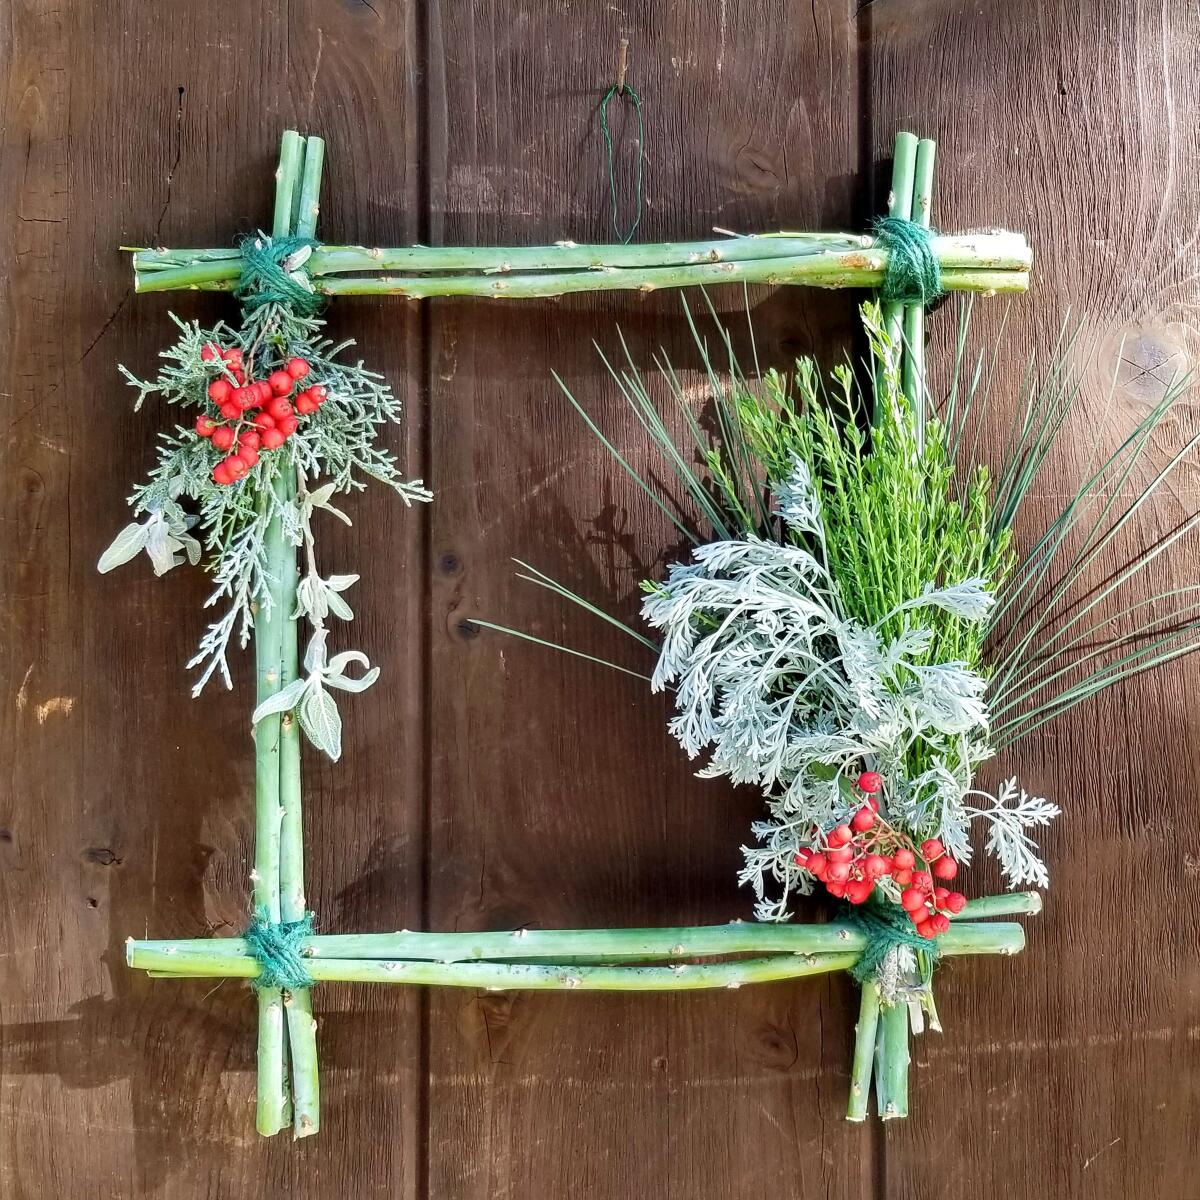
[131,231,1030,277]
[128,919,1026,986]
[130,233,1031,297]
[954,891,1042,919]
[136,952,863,990]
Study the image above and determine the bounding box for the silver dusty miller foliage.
[643,458,1058,921]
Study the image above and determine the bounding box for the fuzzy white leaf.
[97,522,149,573]
[299,685,342,761]
[251,676,309,725]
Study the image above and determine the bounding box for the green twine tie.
[599,84,645,244]
[244,908,316,991]
[234,233,324,318]
[845,903,940,987]
[872,215,944,306]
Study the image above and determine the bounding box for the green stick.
[252,129,305,1138]
[129,230,1031,290]
[252,468,292,1136]
[955,890,1042,920]
[876,1000,911,1119]
[881,131,920,355]
[127,916,1026,974]
[847,980,882,1121]
[276,132,325,1141]
[134,951,863,989]
[902,138,937,434]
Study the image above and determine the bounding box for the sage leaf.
[97,522,149,573]
[299,685,342,761]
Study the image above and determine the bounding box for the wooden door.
[1,2,1197,1196]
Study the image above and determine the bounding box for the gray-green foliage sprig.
[99,302,430,707]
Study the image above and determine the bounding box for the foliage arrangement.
[102,131,430,1137]
[499,135,1197,1117]
[114,128,1066,1137]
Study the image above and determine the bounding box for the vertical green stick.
[253,475,292,1136]
[881,131,919,357]
[902,139,937,439]
[252,129,305,1137]
[277,132,325,1140]
[846,980,882,1121]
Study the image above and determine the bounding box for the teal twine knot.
[244,908,316,991]
[234,233,324,318]
[846,903,940,987]
[872,215,944,306]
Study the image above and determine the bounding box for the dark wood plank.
[423,3,876,1196]
[868,2,1200,1195]
[0,1,426,1194]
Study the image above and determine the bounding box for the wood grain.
[422,4,870,1197]
[1,0,1198,1196]
[0,1,426,1195]
[868,2,1200,1196]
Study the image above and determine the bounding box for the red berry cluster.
[195,344,328,485]
[792,771,967,939]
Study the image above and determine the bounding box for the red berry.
[228,386,252,411]
[901,887,926,913]
[224,454,248,479]
[239,430,261,451]
[846,879,873,905]
[932,857,958,881]
[794,847,812,867]
[892,868,912,886]
[850,807,875,833]
[920,838,945,861]
[212,426,235,451]
[200,343,221,362]
[255,380,273,404]
[219,401,241,421]
[239,445,260,469]
[912,870,934,894]
[914,919,935,939]
[222,347,243,368]
[208,378,232,403]
[863,853,890,878]
[195,416,217,438]
[251,412,276,431]
[267,369,293,396]
[294,391,319,415]
[827,861,851,883]
[930,913,951,935]
[277,416,299,437]
[266,396,294,421]
[260,428,286,450]
[825,880,847,899]
[892,848,916,870]
[945,892,967,914]
[826,845,853,865]
[286,356,310,379]
[828,824,853,848]
[933,886,950,905]
[211,462,232,485]
[857,771,883,794]
[308,384,328,404]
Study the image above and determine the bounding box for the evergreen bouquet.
[503,295,1196,1117]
